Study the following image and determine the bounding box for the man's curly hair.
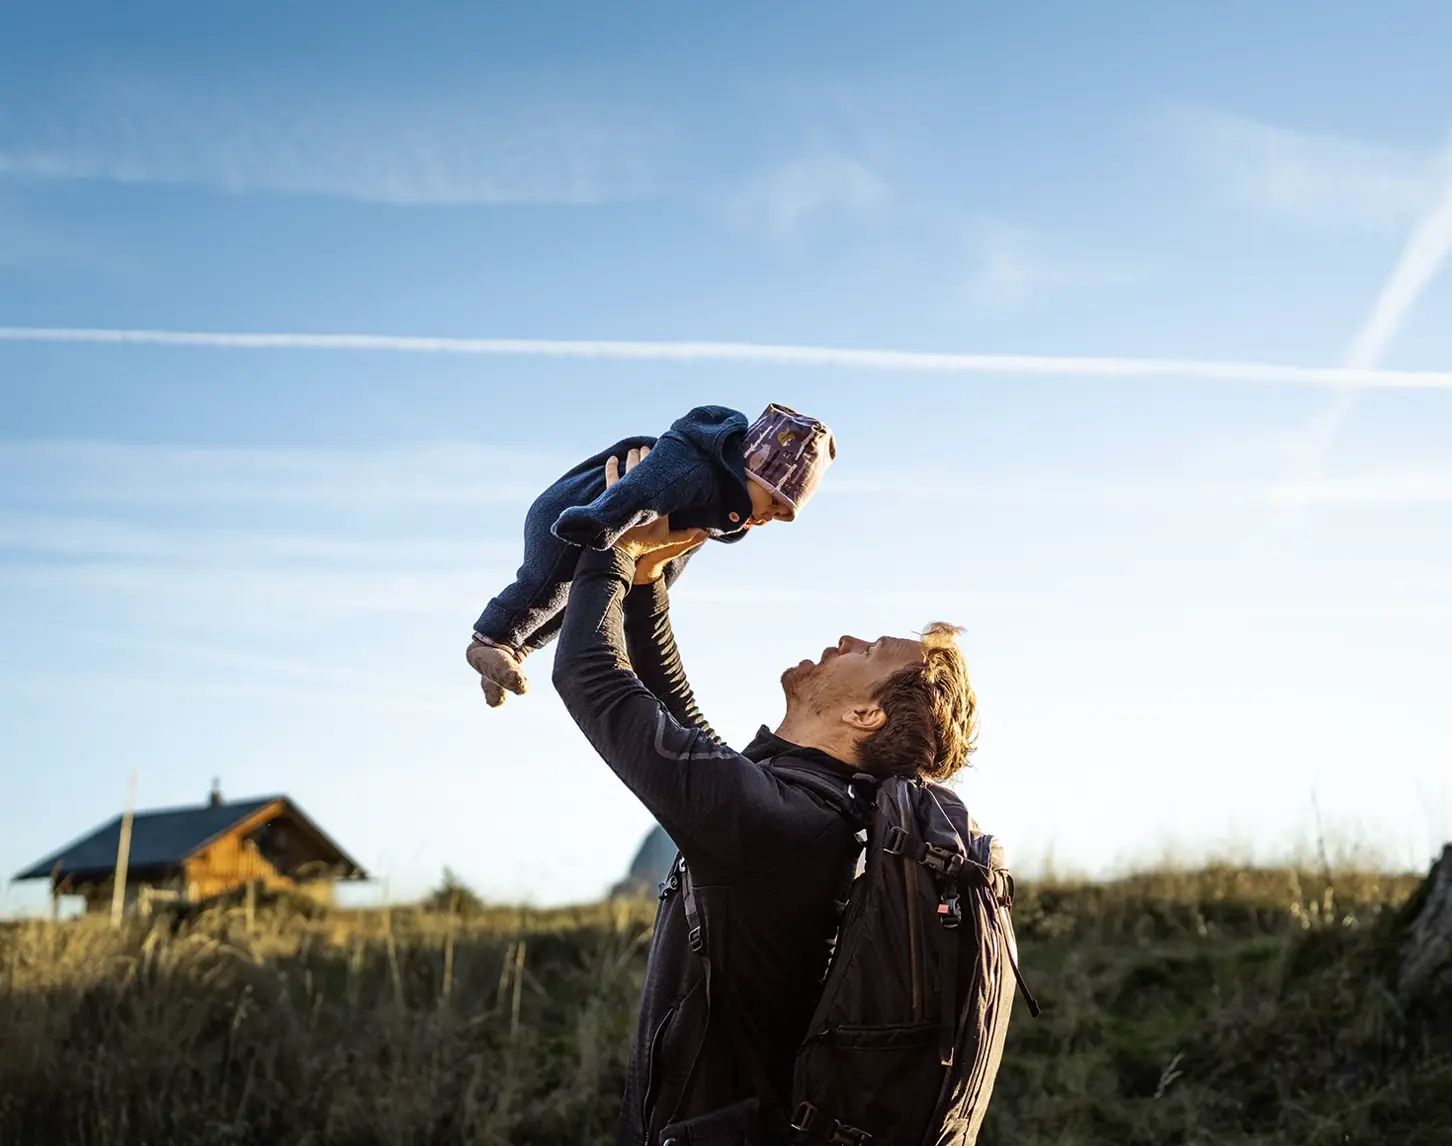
[857,622,978,782]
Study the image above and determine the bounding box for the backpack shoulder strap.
[679,862,786,1134]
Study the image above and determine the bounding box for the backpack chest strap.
[881,824,969,878]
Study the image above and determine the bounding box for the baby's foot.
[466,639,529,707]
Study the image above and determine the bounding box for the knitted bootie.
[466,639,529,708]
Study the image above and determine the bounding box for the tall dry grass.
[0,864,1445,1146]
[0,899,654,1146]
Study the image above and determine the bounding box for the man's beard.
[780,659,817,696]
[781,659,834,714]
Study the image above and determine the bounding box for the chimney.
[209,778,223,807]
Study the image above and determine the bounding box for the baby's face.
[747,480,793,526]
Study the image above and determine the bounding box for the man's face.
[782,634,924,717]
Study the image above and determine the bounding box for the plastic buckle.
[687,925,705,953]
[936,894,962,929]
[790,1101,818,1133]
[829,1121,872,1145]
[657,871,681,901]
[921,844,964,877]
[847,772,878,813]
[882,825,908,856]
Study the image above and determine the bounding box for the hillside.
[1,862,1446,1145]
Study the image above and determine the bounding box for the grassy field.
[1,864,1447,1146]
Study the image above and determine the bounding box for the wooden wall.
[181,802,348,901]
[183,830,293,900]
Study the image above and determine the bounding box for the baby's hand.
[466,639,529,707]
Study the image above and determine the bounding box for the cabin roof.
[13,795,366,882]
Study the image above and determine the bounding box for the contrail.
[2,325,1452,389]
[1345,171,1452,371]
[1299,159,1452,465]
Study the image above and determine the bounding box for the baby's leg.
[470,495,582,705]
[474,541,576,652]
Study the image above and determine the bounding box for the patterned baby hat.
[741,404,837,519]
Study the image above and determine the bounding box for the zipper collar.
[742,725,852,773]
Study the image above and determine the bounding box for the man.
[550,451,979,1146]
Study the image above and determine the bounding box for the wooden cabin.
[14,786,366,915]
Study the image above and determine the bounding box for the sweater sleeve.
[551,548,796,878]
[624,578,721,741]
[551,434,717,550]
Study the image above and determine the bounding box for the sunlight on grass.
[0,863,1444,1145]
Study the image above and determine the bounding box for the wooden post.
[510,940,526,1039]
[441,887,458,1011]
[110,770,138,928]
[496,940,516,1010]
[380,878,404,1012]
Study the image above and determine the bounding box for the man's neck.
[773,714,857,768]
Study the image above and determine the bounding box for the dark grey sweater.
[552,548,861,1146]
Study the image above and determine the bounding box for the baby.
[467,403,836,705]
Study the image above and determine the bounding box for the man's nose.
[838,635,866,653]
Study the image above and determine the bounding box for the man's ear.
[842,704,887,733]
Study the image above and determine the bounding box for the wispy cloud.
[3,325,1451,389]
[0,561,484,620]
[0,512,515,565]
[0,440,562,507]
[961,222,1143,313]
[963,226,1041,311]
[832,466,1452,510]
[13,441,1451,526]
[1271,470,1452,508]
[725,152,884,234]
[1175,109,1447,232]
[0,81,657,205]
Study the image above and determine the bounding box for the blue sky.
[3,2,1451,912]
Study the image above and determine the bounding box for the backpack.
[680,764,1037,1146]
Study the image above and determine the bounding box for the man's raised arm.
[551,545,771,873]
[624,575,721,741]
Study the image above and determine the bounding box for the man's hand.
[607,447,708,584]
